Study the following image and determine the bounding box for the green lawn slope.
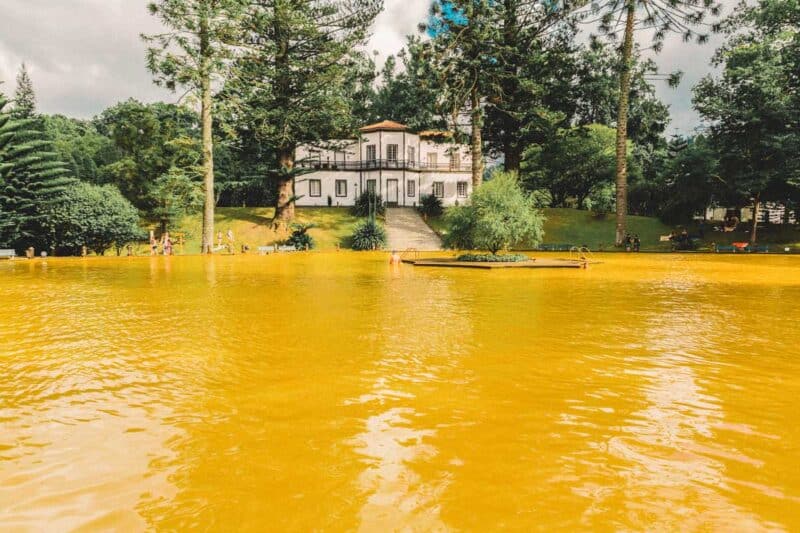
[538,208,672,250]
[171,207,361,253]
[427,208,673,251]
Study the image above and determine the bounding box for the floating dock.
[402,258,586,269]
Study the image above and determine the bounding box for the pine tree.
[12,63,36,119]
[226,0,382,226]
[0,95,75,252]
[424,0,497,188]
[143,0,246,253]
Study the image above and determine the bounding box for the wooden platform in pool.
[402,258,586,269]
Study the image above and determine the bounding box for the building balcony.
[296,158,469,172]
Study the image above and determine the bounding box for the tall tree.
[0,95,75,252]
[143,0,245,253]
[588,0,720,244]
[425,0,498,187]
[12,63,36,119]
[227,0,382,225]
[523,124,620,208]
[693,0,798,243]
[94,99,202,217]
[484,0,581,172]
[371,39,448,131]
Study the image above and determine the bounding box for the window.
[427,153,438,167]
[335,180,347,197]
[457,181,468,197]
[366,145,376,163]
[408,146,415,166]
[309,179,321,197]
[433,182,444,198]
[366,179,376,194]
[387,144,398,162]
[407,180,416,197]
[449,151,460,170]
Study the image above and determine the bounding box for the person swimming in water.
[389,250,401,265]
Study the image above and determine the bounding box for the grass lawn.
[427,208,674,251]
[153,207,362,253]
[428,207,800,251]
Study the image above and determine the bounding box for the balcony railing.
[296,158,468,172]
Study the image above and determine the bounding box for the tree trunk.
[470,87,484,188]
[273,148,295,228]
[750,194,760,244]
[272,8,294,227]
[614,2,635,246]
[501,0,520,175]
[199,17,215,255]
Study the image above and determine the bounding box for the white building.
[295,120,474,207]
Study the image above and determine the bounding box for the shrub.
[45,182,144,255]
[457,253,529,262]
[419,194,443,217]
[286,223,315,250]
[152,167,203,232]
[443,171,545,254]
[352,190,385,217]
[350,219,387,250]
[584,183,615,217]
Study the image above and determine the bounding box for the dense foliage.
[352,191,385,218]
[349,219,387,250]
[418,194,444,218]
[457,253,529,262]
[45,182,143,255]
[524,124,620,208]
[0,96,75,253]
[444,172,545,254]
[287,223,315,251]
[693,0,800,242]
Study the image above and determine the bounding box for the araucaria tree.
[425,0,496,188]
[588,0,721,245]
[484,0,581,173]
[13,63,37,120]
[0,95,75,252]
[143,0,245,253]
[227,0,382,226]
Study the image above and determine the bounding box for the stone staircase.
[384,208,442,251]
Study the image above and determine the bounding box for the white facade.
[295,121,474,207]
[702,203,796,224]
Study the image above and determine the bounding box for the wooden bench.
[0,249,16,259]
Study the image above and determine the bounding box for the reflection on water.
[1,253,799,530]
[346,274,471,531]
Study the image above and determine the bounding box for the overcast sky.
[0,0,730,133]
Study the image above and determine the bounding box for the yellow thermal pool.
[1,252,799,531]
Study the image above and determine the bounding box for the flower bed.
[456,253,530,263]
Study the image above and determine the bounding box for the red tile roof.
[359,120,409,133]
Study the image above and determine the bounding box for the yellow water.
[1,253,799,531]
